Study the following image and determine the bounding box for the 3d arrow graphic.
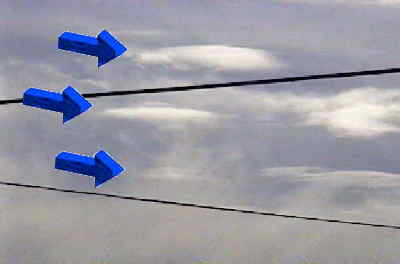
[55,150,124,187]
[58,30,127,67]
[22,86,92,123]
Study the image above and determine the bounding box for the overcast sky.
[2,0,400,263]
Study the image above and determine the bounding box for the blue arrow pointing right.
[58,29,127,67]
[22,86,92,123]
[55,150,124,187]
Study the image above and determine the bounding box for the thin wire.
[2,66,400,105]
[1,180,399,230]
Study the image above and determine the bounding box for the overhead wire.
[1,180,399,231]
[1,66,400,105]
[3,66,400,230]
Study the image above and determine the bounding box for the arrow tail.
[23,88,64,112]
[55,152,97,177]
[58,32,100,57]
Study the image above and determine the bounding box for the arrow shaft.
[55,152,97,177]
[23,88,64,112]
[58,32,100,57]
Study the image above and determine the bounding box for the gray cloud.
[2,0,400,263]
[282,0,400,6]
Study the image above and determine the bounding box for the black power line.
[2,67,400,106]
[1,180,399,231]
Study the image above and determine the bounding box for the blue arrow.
[58,30,127,67]
[22,86,92,123]
[55,150,124,187]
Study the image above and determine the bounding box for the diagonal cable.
[1,180,399,230]
[2,67,400,105]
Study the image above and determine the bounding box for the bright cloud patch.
[132,45,285,72]
[103,105,217,123]
[256,87,400,138]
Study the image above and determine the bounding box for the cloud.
[131,45,285,72]
[5,0,400,262]
[142,165,220,181]
[379,0,400,4]
[262,166,400,187]
[251,87,400,138]
[113,29,166,37]
[101,85,400,139]
[282,0,400,6]
[0,75,6,98]
[260,166,400,214]
[102,105,218,124]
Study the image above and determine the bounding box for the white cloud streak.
[262,166,400,187]
[258,166,400,222]
[103,105,217,122]
[247,87,400,138]
[131,45,285,72]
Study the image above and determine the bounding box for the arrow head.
[93,151,124,187]
[61,86,92,123]
[96,30,127,67]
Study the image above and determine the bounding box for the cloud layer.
[3,0,400,263]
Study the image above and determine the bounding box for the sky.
[2,0,400,263]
